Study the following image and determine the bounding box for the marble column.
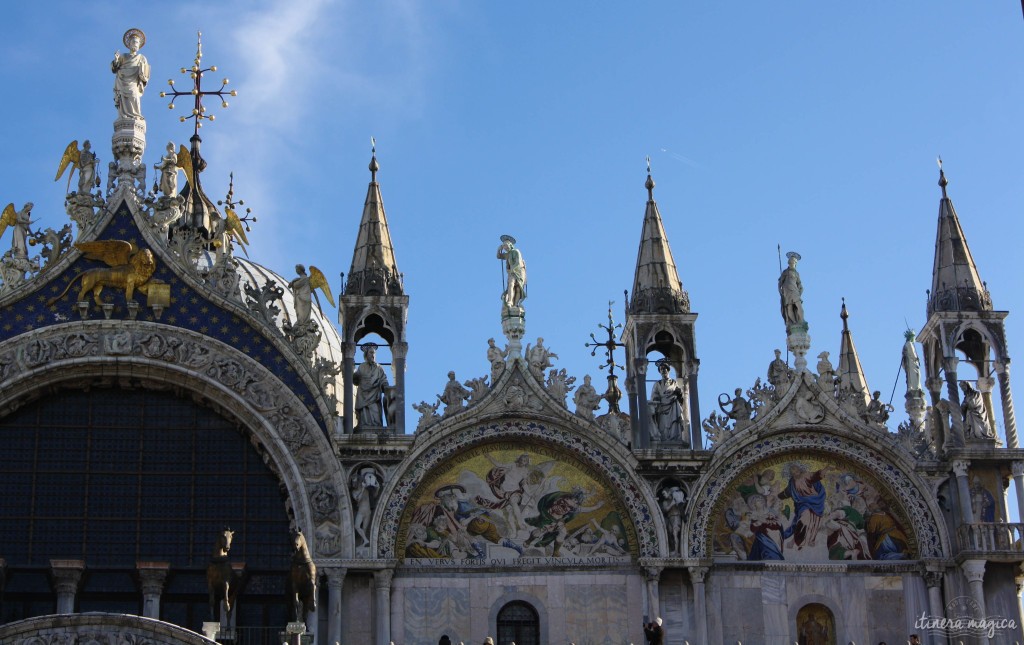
[50,559,85,614]
[922,568,945,645]
[687,359,702,449]
[944,357,961,409]
[342,342,356,434]
[1013,462,1024,528]
[995,361,1019,448]
[688,566,709,645]
[961,559,988,643]
[634,357,650,449]
[374,569,394,645]
[136,561,170,619]
[644,566,662,622]
[392,342,408,434]
[323,567,347,645]
[953,459,975,525]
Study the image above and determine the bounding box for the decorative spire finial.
[585,301,626,413]
[160,31,238,137]
[645,156,655,201]
[937,156,948,199]
[840,297,849,331]
[369,136,379,182]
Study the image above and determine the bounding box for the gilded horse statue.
[206,527,237,622]
[289,529,317,623]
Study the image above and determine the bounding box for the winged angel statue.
[55,140,100,195]
[48,240,157,306]
[289,264,334,329]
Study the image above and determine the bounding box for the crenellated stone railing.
[957,522,1024,559]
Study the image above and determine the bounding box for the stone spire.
[836,299,870,407]
[345,149,403,296]
[928,161,991,316]
[629,165,689,315]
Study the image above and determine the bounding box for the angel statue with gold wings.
[55,140,99,195]
[289,264,335,328]
[0,203,34,260]
[153,142,194,199]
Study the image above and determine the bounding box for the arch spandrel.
[375,418,662,561]
[688,431,947,560]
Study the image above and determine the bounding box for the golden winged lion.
[48,240,157,306]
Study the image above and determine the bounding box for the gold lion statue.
[48,240,157,306]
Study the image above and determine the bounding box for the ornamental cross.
[160,31,237,136]
[585,300,625,378]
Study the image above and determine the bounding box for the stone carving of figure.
[816,351,835,387]
[649,360,687,443]
[496,235,527,309]
[525,337,558,381]
[865,390,894,425]
[78,141,97,194]
[111,29,150,120]
[969,475,996,523]
[659,484,686,556]
[155,142,179,197]
[960,381,994,439]
[351,467,380,548]
[778,251,805,330]
[719,388,752,430]
[902,329,922,393]
[573,375,602,420]
[767,348,790,389]
[440,371,470,416]
[487,337,508,383]
[7,203,33,260]
[545,368,575,406]
[354,344,389,428]
[289,264,313,328]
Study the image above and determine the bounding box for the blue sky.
[3,2,1023,451]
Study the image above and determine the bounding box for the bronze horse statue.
[206,527,238,622]
[289,529,317,623]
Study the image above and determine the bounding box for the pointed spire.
[837,299,871,407]
[345,140,403,296]
[629,160,689,314]
[928,159,991,315]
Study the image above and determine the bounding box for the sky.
[3,2,1024,453]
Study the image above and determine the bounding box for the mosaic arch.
[688,432,945,559]
[711,452,916,562]
[377,419,659,561]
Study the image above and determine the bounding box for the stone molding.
[0,613,213,645]
[0,321,351,558]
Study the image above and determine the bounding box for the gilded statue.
[55,140,99,195]
[289,264,334,328]
[47,240,157,305]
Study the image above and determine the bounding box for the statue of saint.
[354,344,389,428]
[77,141,97,194]
[439,371,470,416]
[573,375,602,420]
[111,29,150,120]
[486,337,508,382]
[497,235,527,309]
[778,251,805,330]
[155,142,179,197]
[648,360,687,443]
[960,381,993,439]
[525,337,558,381]
[767,349,790,389]
[902,329,922,393]
[719,388,752,427]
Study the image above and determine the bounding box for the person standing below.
[643,617,664,645]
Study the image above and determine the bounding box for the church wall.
[984,564,1024,644]
[703,569,921,645]
[388,570,644,645]
[341,574,374,645]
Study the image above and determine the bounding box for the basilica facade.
[0,30,1023,645]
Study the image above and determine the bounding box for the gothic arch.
[0,321,353,559]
